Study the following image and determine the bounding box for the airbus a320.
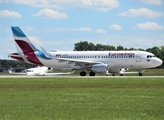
[9,27,162,76]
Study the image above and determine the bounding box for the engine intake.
[48,67,53,71]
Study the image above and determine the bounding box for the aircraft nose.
[155,58,163,66]
[156,58,163,66]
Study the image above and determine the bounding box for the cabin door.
[136,53,141,62]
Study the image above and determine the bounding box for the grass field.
[0,78,164,120]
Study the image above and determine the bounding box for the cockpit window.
[147,55,156,58]
[27,70,33,72]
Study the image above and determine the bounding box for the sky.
[0,0,164,59]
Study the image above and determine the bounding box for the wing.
[57,58,103,65]
[8,70,26,75]
[45,70,75,76]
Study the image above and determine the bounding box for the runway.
[0,75,164,78]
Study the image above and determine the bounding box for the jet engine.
[89,64,109,73]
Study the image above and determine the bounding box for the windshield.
[27,70,33,72]
[147,55,156,58]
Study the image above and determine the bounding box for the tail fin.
[11,27,38,54]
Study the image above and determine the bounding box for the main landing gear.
[138,68,142,76]
[80,71,96,76]
[80,71,86,76]
[89,71,95,76]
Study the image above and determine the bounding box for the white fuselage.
[35,50,162,70]
[26,66,48,76]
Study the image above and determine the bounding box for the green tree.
[74,41,95,51]
[146,46,161,58]
[95,44,104,51]
[117,45,124,50]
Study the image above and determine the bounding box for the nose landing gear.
[138,72,142,76]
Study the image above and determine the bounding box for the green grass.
[0,78,164,120]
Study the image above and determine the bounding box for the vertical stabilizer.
[11,27,38,54]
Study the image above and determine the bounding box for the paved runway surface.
[0,75,164,78]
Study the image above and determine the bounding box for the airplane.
[8,27,163,76]
[8,66,74,76]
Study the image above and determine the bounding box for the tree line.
[0,41,163,69]
[0,59,36,70]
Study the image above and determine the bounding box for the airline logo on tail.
[9,27,52,65]
[11,27,38,53]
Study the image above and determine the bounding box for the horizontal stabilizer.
[8,53,27,58]
[8,70,26,75]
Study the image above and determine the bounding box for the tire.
[138,73,142,76]
[80,71,86,76]
[89,71,95,76]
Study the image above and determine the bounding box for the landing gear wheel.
[138,68,142,76]
[80,71,86,76]
[112,74,115,76]
[138,73,142,76]
[89,71,95,76]
[120,74,123,76]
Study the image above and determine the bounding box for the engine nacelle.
[90,64,109,73]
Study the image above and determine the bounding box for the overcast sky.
[0,0,164,59]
